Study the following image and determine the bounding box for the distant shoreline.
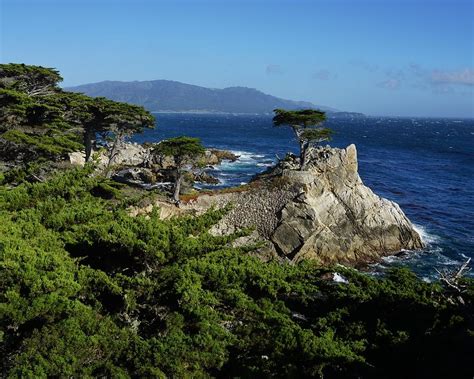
[150,110,269,115]
[150,110,368,118]
[150,111,474,120]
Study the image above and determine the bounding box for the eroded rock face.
[68,144,237,171]
[270,144,423,264]
[185,144,423,265]
[67,143,149,168]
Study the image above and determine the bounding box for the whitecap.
[381,255,398,264]
[412,224,441,245]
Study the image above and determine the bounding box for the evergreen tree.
[273,108,332,169]
[0,64,155,166]
[152,136,205,202]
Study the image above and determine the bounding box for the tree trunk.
[300,140,308,170]
[292,126,305,170]
[84,128,93,162]
[173,170,182,203]
[105,132,124,178]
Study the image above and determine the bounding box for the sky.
[1,0,473,117]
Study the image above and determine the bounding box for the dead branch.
[30,174,45,183]
[455,258,471,279]
[436,258,471,295]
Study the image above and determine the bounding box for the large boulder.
[182,144,423,265]
[270,144,423,264]
[67,142,149,167]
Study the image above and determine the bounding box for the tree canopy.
[273,108,331,168]
[300,127,334,144]
[152,136,205,202]
[152,136,205,161]
[273,108,327,128]
[0,63,62,96]
[0,64,154,171]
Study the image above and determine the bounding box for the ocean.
[132,113,474,278]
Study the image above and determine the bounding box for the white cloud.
[431,69,474,86]
[376,65,474,94]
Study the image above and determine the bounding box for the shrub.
[0,167,473,378]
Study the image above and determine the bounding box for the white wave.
[413,224,441,246]
[229,150,254,159]
[229,150,268,162]
[381,255,398,264]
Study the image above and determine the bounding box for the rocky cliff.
[180,144,423,265]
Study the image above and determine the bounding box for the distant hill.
[65,80,344,115]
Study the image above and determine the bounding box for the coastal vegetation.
[272,109,333,169]
[152,136,205,202]
[1,64,473,378]
[0,63,154,173]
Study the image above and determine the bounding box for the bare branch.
[436,258,471,296]
[454,258,471,280]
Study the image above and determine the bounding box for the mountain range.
[66,80,363,117]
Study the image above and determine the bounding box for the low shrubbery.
[1,168,473,378]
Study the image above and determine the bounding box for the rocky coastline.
[67,142,239,189]
[123,142,424,265]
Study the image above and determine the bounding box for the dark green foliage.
[0,63,62,95]
[152,136,205,162]
[0,64,154,171]
[273,108,332,168]
[273,108,327,128]
[152,136,206,201]
[300,127,334,144]
[1,168,473,378]
[1,129,83,156]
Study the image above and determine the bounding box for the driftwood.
[435,258,471,304]
[30,174,45,183]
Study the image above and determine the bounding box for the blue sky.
[1,0,473,117]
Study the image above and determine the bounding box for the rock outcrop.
[67,143,149,168]
[68,143,238,169]
[68,143,237,188]
[180,144,423,265]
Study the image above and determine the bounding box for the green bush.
[1,129,83,156]
[0,168,473,378]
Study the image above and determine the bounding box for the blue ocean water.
[132,113,474,278]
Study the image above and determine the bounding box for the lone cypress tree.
[152,136,205,203]
[273,108,332,169]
